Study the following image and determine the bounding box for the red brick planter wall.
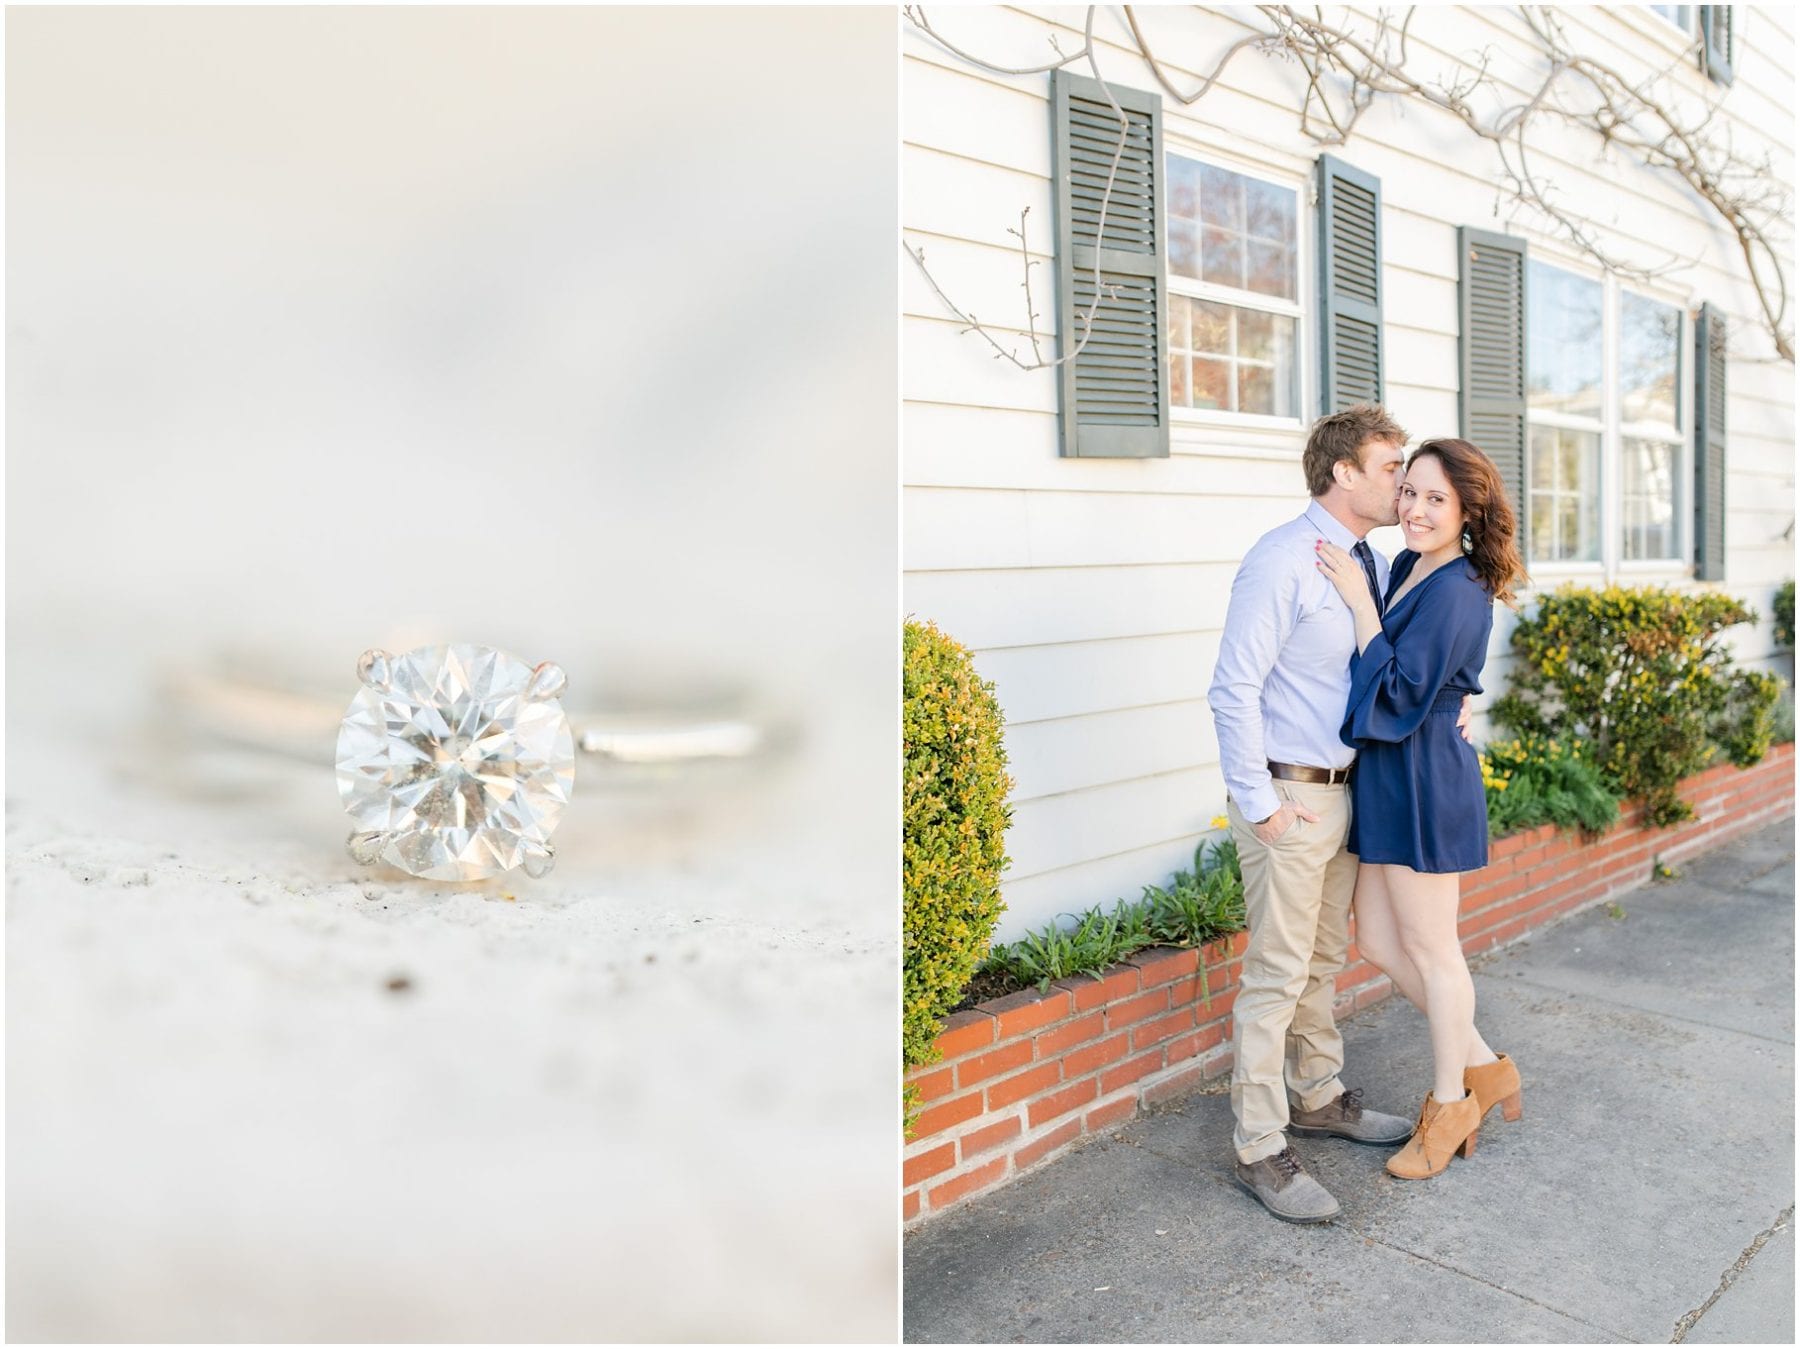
[903,744,1795,1226]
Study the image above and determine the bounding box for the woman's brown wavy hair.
[1409,438,1527,608]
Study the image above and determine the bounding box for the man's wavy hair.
[1409,438,1528,609]
[1303,403,1409,497]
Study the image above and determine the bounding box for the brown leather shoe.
[1463,1053,1522,1124]
[1384,1092,1482,1179]
[1288,1087,1413,1145]
[1233,1147,1340,1223]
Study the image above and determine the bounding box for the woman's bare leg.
[1381,863,1495,1100]
[1353,863,1498,1068]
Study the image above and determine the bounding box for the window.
[1645,4,1694,30]
[1619,290,1682,560]
[1527,259,1687,569]
[1164,153,1301,419]
[1527,261,1604,562]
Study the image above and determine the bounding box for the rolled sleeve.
[1341,586,1486,747]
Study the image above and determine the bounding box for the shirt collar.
[1304,499,1363,552]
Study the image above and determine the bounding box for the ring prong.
[526,661,568,702]
[347,831,386,866]
[521,841,556,879]
[357,649,394,692]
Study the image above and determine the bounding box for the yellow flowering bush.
[1493,585,1776,826]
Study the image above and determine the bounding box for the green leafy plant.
[903,619,1012,1127]
[981,834,1247,1007]
[1774,580,1794,651]
[1479,734,1622,839]
[1493,584,1771,826]
[1772,686,1796,746]
[1714,668,1784,767]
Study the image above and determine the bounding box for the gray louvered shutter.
[1458,227,1529,546]
[1700,6,1736,85]
[1316,154,1384,413]
[1050,69,1168,458]
[1694,302,1727,581]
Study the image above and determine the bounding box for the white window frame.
[1161,142,1310,435]
[1644,4,1696,36]
[1527,254,1694,585]
[1616,284,1689,573]
[1526,257,1608,579]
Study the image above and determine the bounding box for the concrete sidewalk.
[905,818,1795,1344]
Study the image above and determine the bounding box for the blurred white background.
[7,6,897,1341]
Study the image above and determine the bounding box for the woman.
[1314,438,1527,1179]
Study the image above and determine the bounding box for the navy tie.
[1352,541,1385,616]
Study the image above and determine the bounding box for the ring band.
[164,642,777,883]
[166,672,769,768]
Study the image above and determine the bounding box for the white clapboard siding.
[1003,700,1220,803]
[906,560,1238,649]
[905,5,1797,939]
[971,630,1225,726]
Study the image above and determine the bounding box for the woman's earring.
[1462,528,1474,553]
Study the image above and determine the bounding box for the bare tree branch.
[907,3,1793,363]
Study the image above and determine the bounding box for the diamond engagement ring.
[168,641,772,882]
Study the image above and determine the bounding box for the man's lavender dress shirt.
[1207,500,1389,824]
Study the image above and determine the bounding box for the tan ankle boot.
[1385,1092,1481,1179]
[1463,1053,1523,1124]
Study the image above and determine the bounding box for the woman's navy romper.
[1341,550,1495,874]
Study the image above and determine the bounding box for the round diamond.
[336,644,575,881]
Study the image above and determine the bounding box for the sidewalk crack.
[1349,1229,1636,1342]
[1669,1204,1793,1342]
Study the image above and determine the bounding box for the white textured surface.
[7,6,898,1340]
[8,650,895,1341]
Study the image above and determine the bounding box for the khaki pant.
[1226,778,1358,1163]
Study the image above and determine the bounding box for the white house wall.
[904,5,1798,940]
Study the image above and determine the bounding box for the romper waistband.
[1431,688,1469,713]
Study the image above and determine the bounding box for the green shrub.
[1492,584,1765,826]
[981,835,1246,1007]
[1714,668,1784,766]
[1774,580,1794,651]
[903,619,1012,1122]
[1479,734,1622,839]
[1772,684,1796,746]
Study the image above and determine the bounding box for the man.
[1207,403,1469,1224]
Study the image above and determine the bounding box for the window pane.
[1167,155,1299,299]
[1244,176,1294,243]
[1620,290,1679,426]
[1238,363,1272,414]
[1530,493,1555,560]
[1168,155,1201,224]
[1170,218,1200,281]
[1167,293,1191,355]
[1201,229,1244,290]
[1528,261,1603,420]
[1199,164,1240,228]
[1192,301,1230,354]
[1168,297,1296,419]
[1623,436,1678,560]
[1245,239,1294,300]
[1237,308,1273,361]
[1530,425,1556,489]
[1192,357,1229,410]
[1243,178,1297,299]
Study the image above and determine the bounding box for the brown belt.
[1268,760,1350,786]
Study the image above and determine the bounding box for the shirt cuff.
[1236,784,1282,824]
